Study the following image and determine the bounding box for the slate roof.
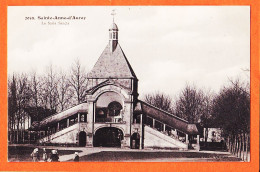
[87,43,137,79]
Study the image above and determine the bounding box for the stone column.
[203,128,206,141]
[123,101,132,148]
[78,113,80,123]
[67,118,69,127]
[86,101,94,147]
[197,134,200,151]
[28,116,31,128]
[28,131,31,144]
[139,114,143,150]
[186,134,189,144]
[163,124,166,132]
[57,122,60,132]
[152,118,155,128]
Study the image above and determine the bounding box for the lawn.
[8,146,242,162]
[70,151,242,162]
[8,146,82,162]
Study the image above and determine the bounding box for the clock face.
[108,101,122,116]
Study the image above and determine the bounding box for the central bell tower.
[109,22,118,52]
[85,11,139,148]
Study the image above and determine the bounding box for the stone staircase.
[144,125,188,150]
[39,123,79,144]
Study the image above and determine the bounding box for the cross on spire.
[111,9,116,22]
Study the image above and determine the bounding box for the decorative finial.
[111,9,116,22]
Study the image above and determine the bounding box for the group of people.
[30,148,80,162]
[31,148,60,162]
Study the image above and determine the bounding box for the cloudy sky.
[8,6,250,98]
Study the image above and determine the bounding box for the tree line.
[144,79,250,161]
[8,59,87,143]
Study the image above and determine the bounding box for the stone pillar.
[86,101,94,147]
[93,102,96,123]
[197,134,200,151]
[67,118,69,128]
[152,118,155,128]
[139,114,143,150]
[28,131,31,144]
[124,134,131,148]
[122,100,132,148]
[163,124,166,132]
[203,128,206,141]
[57,122,60,132]
[28,116,31,128]
[78,113,80,123]
[186,134,189,144]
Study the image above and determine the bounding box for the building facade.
[31,21,199,150]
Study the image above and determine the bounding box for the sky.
[8,6,250,99]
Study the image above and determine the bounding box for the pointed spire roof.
[109,22,118,31]
[87,43,137,79]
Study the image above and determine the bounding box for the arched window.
[80,114,85,122]
[108,101,122,116]
[98,109,105,115]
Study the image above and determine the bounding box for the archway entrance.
[79,131,87,147]
[94,127,123,147]
[131,133,140,149]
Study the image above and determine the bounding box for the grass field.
[8,146,242,162]
[68,151,242,162]
[8,146,82,162]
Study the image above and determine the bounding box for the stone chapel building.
[31,20,200,150]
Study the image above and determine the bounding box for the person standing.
[49,149,59,162]
[42,148,48,162]
[73,152,79,162]
[30,148,40,162]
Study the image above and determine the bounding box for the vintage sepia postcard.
[0,0,259,172]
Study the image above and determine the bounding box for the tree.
[41,64,59,112]
[24,106,56,122]
[8,75,17,143]
[14,74,31,143]
[57,71,72,111]
[28,71,42,121]
[69,59,87,105]
[211,79,250,160]
[174,84,205,123]
[199,91,214,145]
[144,91,174,113]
